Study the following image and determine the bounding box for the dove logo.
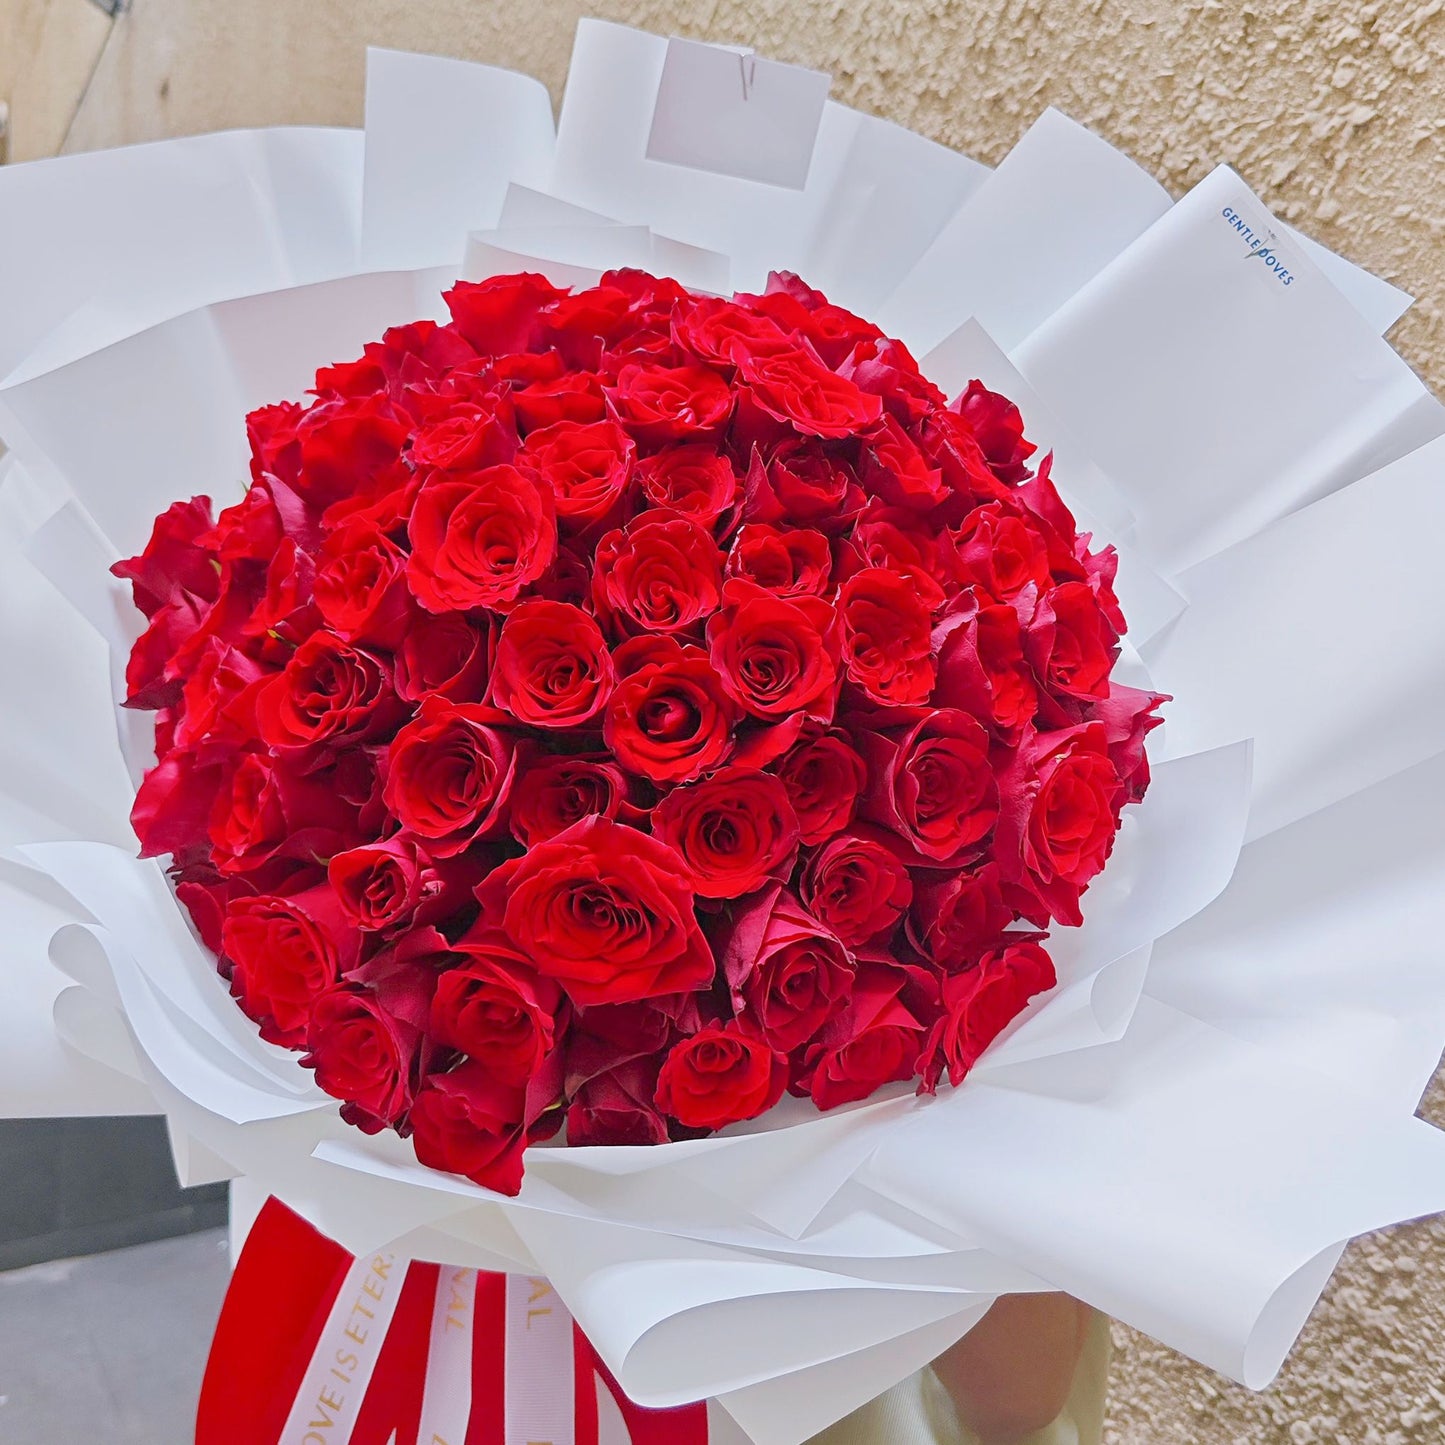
[1221,205,1296,286]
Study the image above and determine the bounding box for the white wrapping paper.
[1,23,1443,1445]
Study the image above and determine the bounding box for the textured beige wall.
[5,1,1445,1439]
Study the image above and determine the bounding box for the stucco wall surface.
[3,2,1444,1441]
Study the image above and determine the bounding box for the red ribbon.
[197,1198,709,1445]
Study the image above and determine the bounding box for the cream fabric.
[806,1311,1111,1445]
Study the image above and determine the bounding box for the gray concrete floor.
[0,1229,228,1443]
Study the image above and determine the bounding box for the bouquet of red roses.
[117,268,1159,1196]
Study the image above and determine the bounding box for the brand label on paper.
[646,38,831,190]
[1219,201,1300,288]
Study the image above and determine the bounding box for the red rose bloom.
[384,698,516,855]
[921,941,1056,1089]
[774,732,868,845]
[655,1026,787,1131]
[801,962,927,1111]
[651,766,799,899]
[907,862,1014,971]
[637,445,739,525]
[224,888,359,1048]
[858,711,999,866]
[510,755,636,846]
[603,641,738,784]
[739,348,883,438]
[838,567,935,706]
[477,816,715,1006]
[607,362,733,443]
[706,579,838,722]
[489,599,615,728]
[721,886,854,1053]
[431,928,564,1087]
[726,523,833,598]
[1026,582,1119,703]
[393,611,492,703]
[255,632,401,753]
[593,514,724,637]
[409,1061,530,1195]
[799,827,913,947]
[328,835,458,933]
[407,465,557,613]
[519,418,635,526]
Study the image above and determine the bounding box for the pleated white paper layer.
[2,21,1444,1444]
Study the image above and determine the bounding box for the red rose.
[1091,681,1168,804]
[995,723,1127,927]
[328,835,460,933]
[858,710,999,865]
[293,393,409,511]
[845,507,949,607]
[838,567,935,706]
[224,886,360,1048]
[651,766,799,899]
[510,755,637,846]
[430,928,564,1087]
[489,599,615,728]
[303,954,433,1130]
[407,465,557,613]
[674,295,790,366]
[519,418,635,526]
[514,371,607,432]
[799,827,913,947]
[907,862,1014,970]
[409,1061,530,1194]
[1025,582,1118,703]
[744,442,865,531]
[726,523,833,598]
[739,348,883,438]
[210,751,362,875]
[443,273,562,354]
[476,816,714,1006]
[606,362,733,443]
[383,697,516,855]
[636,446,739,526]
[111,496,218,620]
[706,579,838,721]
[255,632,402,752]
[408,399,516,474]
[720,886,853,1052]
[953,502,1051,602]
[934,602,1037,736]
[921,941,1056,1089]
[393,611,492,703]
[774,732,868,845]
[603,641,738,784]
[313,522,410,649]
[593,514,724,637]
[862,414,947,510]
[953,380,1036,485]
[566,1057,670,1146]
[800,961,926,1111]
[655,1026,786,1131]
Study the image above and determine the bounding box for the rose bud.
[409,1061,530,1196]
[837,566,934,706]
[651,766,800,900]
[774,732,868,845]
[920,941,1056,1090]
[224,887,361,1049]
[430,927,565,1088]
[406,464,557,613]
[856,710,999,867]
[518,418,635,527]
[719,885,854,1053]
[798,960,927,1111]
[994,721,1127,928]
[383,697,516,856]
[593,514,724,638]
[655,1025,787,1131]
[475,816,715,1006]
[488,598,615,728]
[799,826,914,948]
